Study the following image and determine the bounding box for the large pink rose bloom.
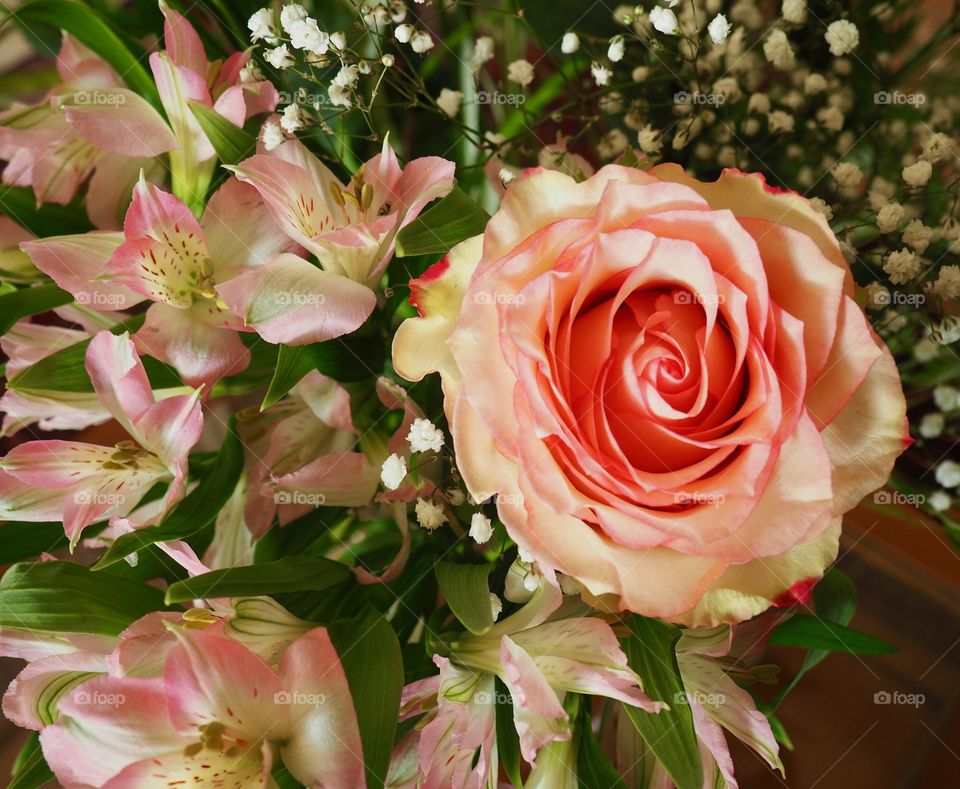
[394,165,908,626]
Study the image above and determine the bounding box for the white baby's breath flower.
[804,73,828,94]
[469,512,494,544]
[919,412,945,439]
[406,417,446,453]
[394,23,414,43]
[921,132,952,164]
[472,36,494,69]
[708,13,732,44]
[929,490,952,512]
[507,59,535,86]
[381,53,395,67]
[935,460,960,489]
[809,197,833,220]
[902,219,933,254]
[825,20,859,56]
[279,4,308,32]
[931,266,960,301]
[607,36,625,62]
[265,44,294,69]
[261,120,285,151]
[288,18,329,55]
[637,124,661,154]
[436,88,463,117]
[832,161,863,187]
[561,32,580,54]
[782,0,807,24]
[649,6,680,35]
[817,105,844,132]
[380,453,407,490]
[883,248,921,284]
[748,93,771,114]
[280,102,305,133]
[933,385,960,412]
[411,30,434,53]
[415,498,447,530]
[248,8,278,44]
[329,31,347,50]
[902,159,933,187]
[876,202,904,233]
[591,62,612,86]
[763,28,795,69]
[767,110,795,133]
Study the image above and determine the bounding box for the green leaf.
[5,0,161,111]
[395,187,488,257]
[768,614,898,655]
[8,733,55,789]
[7,323,178,394]
[577,707,627,789]
[328,612,404,789]
[0,187,93,237]
[435,561,495,635]
[261,337,385,409]
[94,424,243,569]
[188,101,257,164]
[165,556,352,604]
[0,561,166,635]
[622,616,701,789]
[0,285,73,335]
[0,522,66,565]
[494,677,523,788]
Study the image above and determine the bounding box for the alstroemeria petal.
[21,232,143,311]
[84,330,157,432]
[277,628,366,788]
[103,743,272,789]
[134,302,251,389]
[57,88,177,157]
[41,676,180,788]
[2,651,105,730]
[499,635,570,765]
[158,1,207,74]
[215,253,377,345]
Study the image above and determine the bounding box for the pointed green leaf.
[577,705,627,789]
[622,616,701,789]
[328,612,404,789]
[8,733,55,789]
[261,337,385,409]
[395,187,488,257]
[0,561,166,635]
[165,556,352,603]
[188,101,257,164]
[0,521,66,565]
[0,187,93,237]
[94,424,243,569]
[435,561,495,635]
[494,677,523,787]
[768,614,897,654]
[0,285,73,335]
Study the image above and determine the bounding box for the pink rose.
[394,165,908,626]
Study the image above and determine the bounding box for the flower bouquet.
[0,0,956,786]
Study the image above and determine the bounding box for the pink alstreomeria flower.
[399,566,664,787]
[51,1,278,212]
[41,625,363,788]
[0,331,202,546]
[224,136,455,291]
